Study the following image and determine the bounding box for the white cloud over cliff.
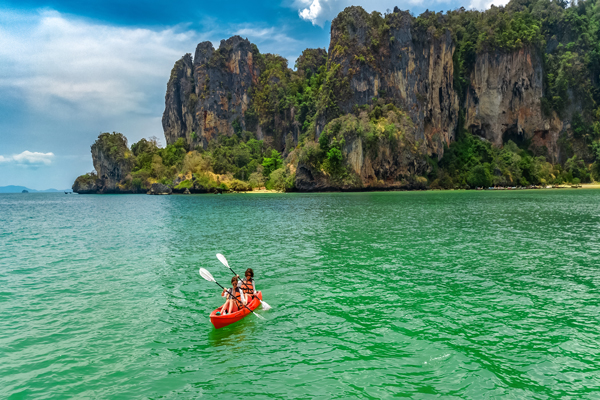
[293,0,510,26]
[468,0,511,10]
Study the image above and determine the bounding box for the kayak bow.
[209,291,263,329]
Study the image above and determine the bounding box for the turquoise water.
[1,190,600,398]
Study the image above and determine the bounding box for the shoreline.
[224,184,600,195]
[236,183,600,194]
[62,183,600,195]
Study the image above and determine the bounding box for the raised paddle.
[216,253,272,311]
[198,268,265,320]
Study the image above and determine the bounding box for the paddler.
[218,276,246,315]
[237,268,257,302]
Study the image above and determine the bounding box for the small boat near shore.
[209,291,263,329]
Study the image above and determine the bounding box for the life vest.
[226,287,243,302]
[240,279,255,296]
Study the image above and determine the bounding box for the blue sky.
[0,0,505,190]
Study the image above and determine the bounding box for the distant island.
[0,186,71,194]
[74,0,600,194]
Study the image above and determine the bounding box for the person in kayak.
[237,268,257,302]
[218,276,246,315]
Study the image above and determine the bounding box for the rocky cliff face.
[465,47,563,162]
[323,7,459,158]
[72,132,135,194]
[91,142,132,192]
[157,4,596,192]
[162,7,580,168]
[163,36,261,148]
[292,7,459,191]
[296,109,430,191]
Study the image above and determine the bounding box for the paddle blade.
[260,300,272,311]
[252,312,265,320]
[216,253,230,269]
[199,268,216,282]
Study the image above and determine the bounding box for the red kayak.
[209,291,262,329]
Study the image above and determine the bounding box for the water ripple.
[1,190,600,398]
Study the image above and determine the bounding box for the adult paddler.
[237,268,257,302]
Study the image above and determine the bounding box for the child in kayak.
[218,276,246,315]
[237,268,257,302]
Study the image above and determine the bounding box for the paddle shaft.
[211,280,262,319]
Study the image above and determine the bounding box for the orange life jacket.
[241,279,255,296]
[226,287,242,302]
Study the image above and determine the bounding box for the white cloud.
[0,10,202,120]
[236,27,278,38]
[0,10,311,123]
[0,151,55,165]
[468,0,510,10]
[298,0,323,25]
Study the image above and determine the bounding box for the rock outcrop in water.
[73,132,137,194]
[147,183,172,195]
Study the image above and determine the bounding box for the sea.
[1,190,599,398]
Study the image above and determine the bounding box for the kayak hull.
[209,291,262,329]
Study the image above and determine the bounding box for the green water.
[1,190,600,399]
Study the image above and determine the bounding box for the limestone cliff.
[296,107,430,191]
[153,2,599,192]
[164,9,461,162]
[292,7,459,191]
[465,47,563,162]
[72,132,135,194]
[323,7,459,159]
[91,141,132,192]
[163,36,260,148]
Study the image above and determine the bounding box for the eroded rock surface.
[325,7,459,158]
[147,183,172,195]
[465,47,563,162]
[162,36,260,148]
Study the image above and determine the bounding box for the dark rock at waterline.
[183,188,191,194]
[21,190,28,193]
[72,175,100,194]
[147,183,172,195]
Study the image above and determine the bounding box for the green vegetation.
[300,101,417,185]
[93,132,134,167]
[433,133,589,188]
[246,48,328,144]
[83,130,294,192]
[261,150,284,176]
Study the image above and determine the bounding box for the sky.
[0,0,509,190]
